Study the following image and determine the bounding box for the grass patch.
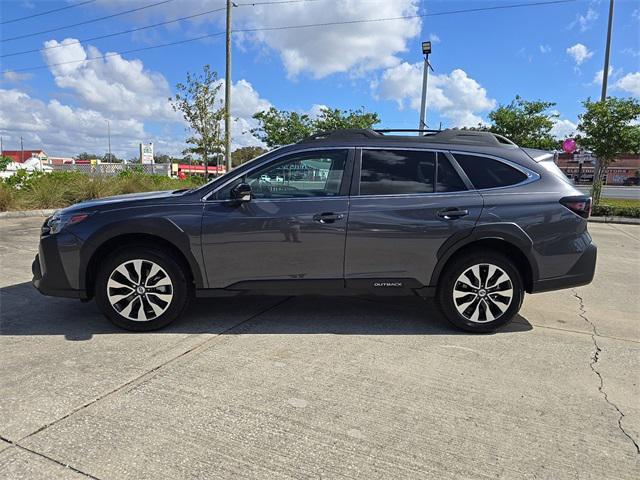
[0,171,206,212]
[593,197,640,218]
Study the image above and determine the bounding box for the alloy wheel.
[453,263,513,323]
[106,259,173,322]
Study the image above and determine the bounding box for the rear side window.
[453,153,527,189]
[437,156,467,192]
[360,150,435,195]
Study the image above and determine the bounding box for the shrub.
[0,183,16,211]
[592,204,640,218]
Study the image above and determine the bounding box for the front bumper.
[530,242,597,293]
[32,230,87,299]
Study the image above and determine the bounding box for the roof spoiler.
[521,148,557,163]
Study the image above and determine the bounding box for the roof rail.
[426,129,517,147]
[297,128,518,147]
[374,128,441,135]
[298,129,382,143]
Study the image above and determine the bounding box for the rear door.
[344,148,483,288]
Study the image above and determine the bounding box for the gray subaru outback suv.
[33,129,596,332]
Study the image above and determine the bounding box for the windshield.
[189,147,284,195]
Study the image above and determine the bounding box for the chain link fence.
[51,163,171,177]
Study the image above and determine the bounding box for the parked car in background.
[33,129,597,333]
[623,176,640,186]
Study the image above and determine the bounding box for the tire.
[437,250,524,333]
[95,247,191,331]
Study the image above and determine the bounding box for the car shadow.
[1,282,532,340]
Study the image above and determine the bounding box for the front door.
[201,149,353,290]
[345,148,483,288]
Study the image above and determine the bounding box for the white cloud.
[550,119,578,139]
[42,38,176,121]
[539,45,551,54]
[614,72,640,97]
[372,63,495,127]
[429,33,440,44]
[242,0,421,78]
[566,43,593,65]
[570,3,598,32]
[95,0,422,79]
[1,71,34,83]
[0,88,145,157]
[592,66,614,85]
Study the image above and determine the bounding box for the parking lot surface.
[1,217,638,479]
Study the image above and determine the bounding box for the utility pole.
[418,41,432,134]
[600,0,614,102]
[593,0,614,199]
[224,0,233,172]
[107,120,112,161]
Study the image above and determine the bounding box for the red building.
[555,152,640,185]
[2,149,47,163]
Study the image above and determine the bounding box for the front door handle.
[313,212,344,224]
[437,208,469,220]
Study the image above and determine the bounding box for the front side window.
[360,150,436,195]
[217,150,347,199]
[453,153,528,189]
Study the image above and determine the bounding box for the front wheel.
[437,251,524,333]
[95,247,190,331]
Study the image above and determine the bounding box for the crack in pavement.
[0,435,100,479]
[573,290,640,455]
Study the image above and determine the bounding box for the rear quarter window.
[453,153,528,189]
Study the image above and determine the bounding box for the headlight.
[45,211,90,235]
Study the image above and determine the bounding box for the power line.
[1,0,576,74]
[1,7,226,58]
[1,0,98,25]
[1,0,320,57]
[1,0,178,43]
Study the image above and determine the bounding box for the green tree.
[231,146,267,167]
[252,106,380,148]
[153,153,173,164]
[102,153,121,163]
[313,107,380,132]
[170,64,225,177]
[75,152,100,161]
[578,96,640,204]
[252,108,313,148]
[486,95,559,150]
[0,155,12,171]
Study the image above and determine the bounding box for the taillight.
[560,196,591,219]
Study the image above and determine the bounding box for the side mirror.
[231,183,252,202]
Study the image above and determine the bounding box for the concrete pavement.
[1,217,638,479]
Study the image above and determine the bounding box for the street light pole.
[418,41,432,134]
[600,0,614,102]
[224,0,233,172]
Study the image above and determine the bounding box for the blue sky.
[1,0,639,158]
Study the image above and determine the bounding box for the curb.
[0,209,56,219]
[588,216,640,225]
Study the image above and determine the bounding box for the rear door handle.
[437,208,469,220]
[313,212,344,224]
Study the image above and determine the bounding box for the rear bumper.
[531,243,597,293]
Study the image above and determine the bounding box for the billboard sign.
[140,143,154,164]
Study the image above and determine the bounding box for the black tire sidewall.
[437,251,524,333]
[95,247,189,331]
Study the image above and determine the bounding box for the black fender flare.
[429,222,539,287]
[79,217,205,291]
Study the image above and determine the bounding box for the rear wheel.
[95,247,190,331]
[437,251,524,333]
